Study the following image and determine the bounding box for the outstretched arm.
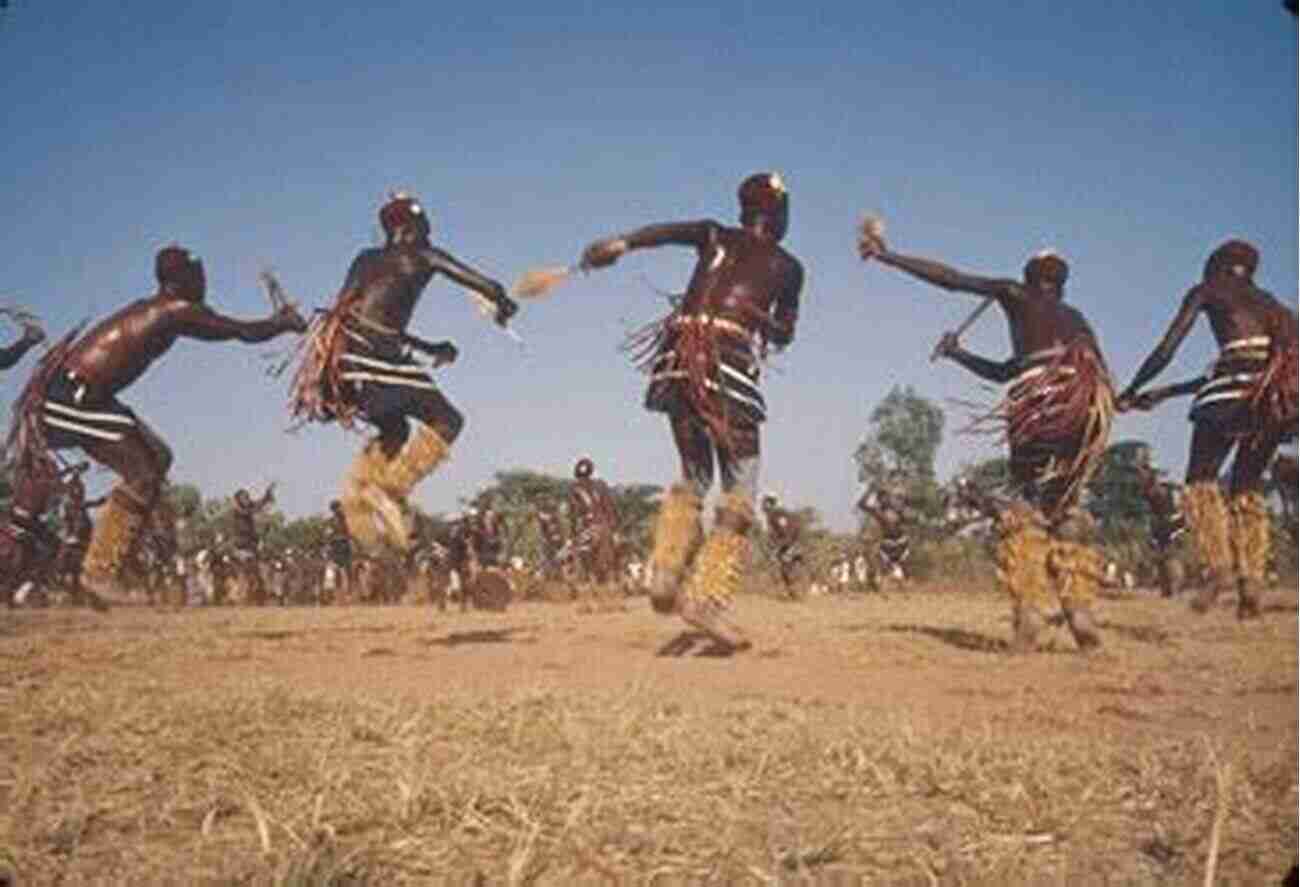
[860,230,1020,301]
[173,300,305,343]
[0,323,44,369]
[881,250,1019,299]
[423,247,517,326]
[580,220,718,270]
[1118,286,1203,401]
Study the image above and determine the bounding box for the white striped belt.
[671,314,750,338]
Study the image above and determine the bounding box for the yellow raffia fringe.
[682,493,753,609]
[1049,540,1106,608]
[994,502,1052,608]
[342,425,450,553]
[682,528,748,609]
[372,423,450,499]
[339,444,388,555]
[361,484,414,552]
[1183,482,1233,581]
[82,487,147,583]
[338,494,383,555]
[1229,490,1271,585]
[650,484,703,575]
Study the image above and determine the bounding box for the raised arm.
[256,483,276,512]
[580,220,719,270]
[880,249,1020,299]
[422,246,517,325]
[1118,286,1203,401]
[860,226,1021,302]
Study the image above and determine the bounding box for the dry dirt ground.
[0,582,1296,886]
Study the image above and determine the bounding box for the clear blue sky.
[2,2,1295,530]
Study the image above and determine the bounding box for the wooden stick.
[930,297,995,362]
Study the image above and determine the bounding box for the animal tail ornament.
[857,215,886,256]
[513,266,576,300]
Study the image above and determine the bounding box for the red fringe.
[1247,338,1298,438]
[965,338,1114,514]
[286,292,364,431]
[621,312,750,448]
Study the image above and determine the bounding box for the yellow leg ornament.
[1048,540,1105,650]
[339,442,390,555]
[372,422,451,501]
[1229,490,1271,619]
[82,486,149,606]
[995,502,1052,651]
[1049,541,1106,609]
[679,493,753,651]
[1183,481,1232,612]
[995,503,1052,608]
[648,484,703,613]
[682,526,748,611]
[343,423,451,554]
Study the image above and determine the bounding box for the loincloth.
[5,325,92,471]
[625,312,766,449]
[968,339,1114,517]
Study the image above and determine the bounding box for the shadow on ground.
[424,627,528,647]
[884,623,1008,653]
[656,631,747,658]
[1098,621,1173,645]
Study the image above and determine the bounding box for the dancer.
[861,226,1113,650]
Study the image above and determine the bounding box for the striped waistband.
[1221,335,1271,353]
[1006,345,1073,386]
[671,314,750,339]
[1009,361,1076,388]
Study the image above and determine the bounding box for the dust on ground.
[1,584,1295,885]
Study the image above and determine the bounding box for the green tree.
[1086,440,1153,543]
[165,483,203,522]
[854,385,946,485]
[854,386,947,524]
[608,483,662,555]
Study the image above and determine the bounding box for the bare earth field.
[1,583,1296,886]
